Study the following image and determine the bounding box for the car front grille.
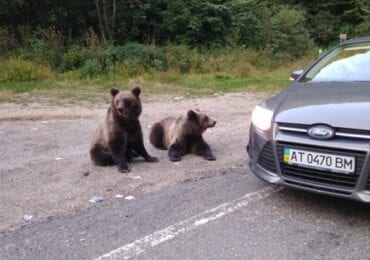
[257,142,277,172]
[278,122,370,140]
[365,175,370,190]
[284,180,352,195]
[276,142,366,190]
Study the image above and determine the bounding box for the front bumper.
[247,123,370,203]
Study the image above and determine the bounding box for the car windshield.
[302,42,370,82]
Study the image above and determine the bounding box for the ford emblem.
[308,125,335,140]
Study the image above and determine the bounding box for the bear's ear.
[131,86,141,97]
[187,110,197,120]
[110,88,119,97]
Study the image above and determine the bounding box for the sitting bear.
[149,110,216,161]
[90,86,158,173]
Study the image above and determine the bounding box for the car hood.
[271,82,370,130]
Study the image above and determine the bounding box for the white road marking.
[95,185,282,260]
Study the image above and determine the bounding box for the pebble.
[174,96,184,101]
[115,194,124,198]
[55,157,64,161]
[125,195,135,200]
[89,196,104,203]
[23,214,33,221]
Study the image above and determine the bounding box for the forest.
[0,0,369,97]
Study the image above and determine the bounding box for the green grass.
[0,74,290,104]
[0,81,44,93]
[0,54,315,104]
[174,74,289,93]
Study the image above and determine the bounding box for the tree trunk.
[102,0,112,41]
[111,0,117,42]
[95,0,106,42]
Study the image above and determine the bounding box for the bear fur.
[90,86,158,173]
[149,110,216,161]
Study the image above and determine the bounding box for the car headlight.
[251,105,273,131]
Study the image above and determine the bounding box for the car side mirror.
[290,69,304,81]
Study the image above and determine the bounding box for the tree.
[228,0,267,47]
[159,0,232,46]
[94,0,117,42]
[273,0,370,46]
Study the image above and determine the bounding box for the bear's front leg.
[132,139,159,162]
[193,138,216,161]
[108,138,130,173]
[168,143,185,161]
[125,149,133,163]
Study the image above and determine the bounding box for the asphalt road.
[2,165,370,260]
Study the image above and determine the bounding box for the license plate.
[283,147,355,174]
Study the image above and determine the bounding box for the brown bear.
[90,86,158,173]
[149,110,216,161]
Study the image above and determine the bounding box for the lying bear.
[90,86,158,173]
[149,110,216,161]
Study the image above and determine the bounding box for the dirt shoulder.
[0,93,266,232]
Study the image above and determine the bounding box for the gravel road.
[0,93,264,232]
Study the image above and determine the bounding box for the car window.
[302,43,370,82]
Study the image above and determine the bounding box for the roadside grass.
[0,54,316,104]
[0,73,288,103]
[144,72,290,95]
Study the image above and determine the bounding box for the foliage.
[80,58,103,78]
[160,0,232,46]
[228,0,266,47]
[0,58,51,82]
[61,46,93,71]
[165,45,202,73]
[1,0,369,50]
[0,0,368,96]
[0,45,315,85]
[265,5,313,57]
[274,0,370,46]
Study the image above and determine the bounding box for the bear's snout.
[209,120,216,128]
[117,108,124,114]
[117,107,129,117]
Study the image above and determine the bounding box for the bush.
[228,0,266,47]
[165,45,202,73]
[12,27,67,69]
[79,58,103,78]
[14,39,64,70]
[147,45,168,71]
[100,43,167,73]
[265,6,313,58]
[0,27,18,56]
[0,58,51,82]
[0,42,313,83]
[121,43,149,65]
[107,62,147,80]
[61,45,93,71]
[198,48,274,75]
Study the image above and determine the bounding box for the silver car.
[247,36,370,202]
